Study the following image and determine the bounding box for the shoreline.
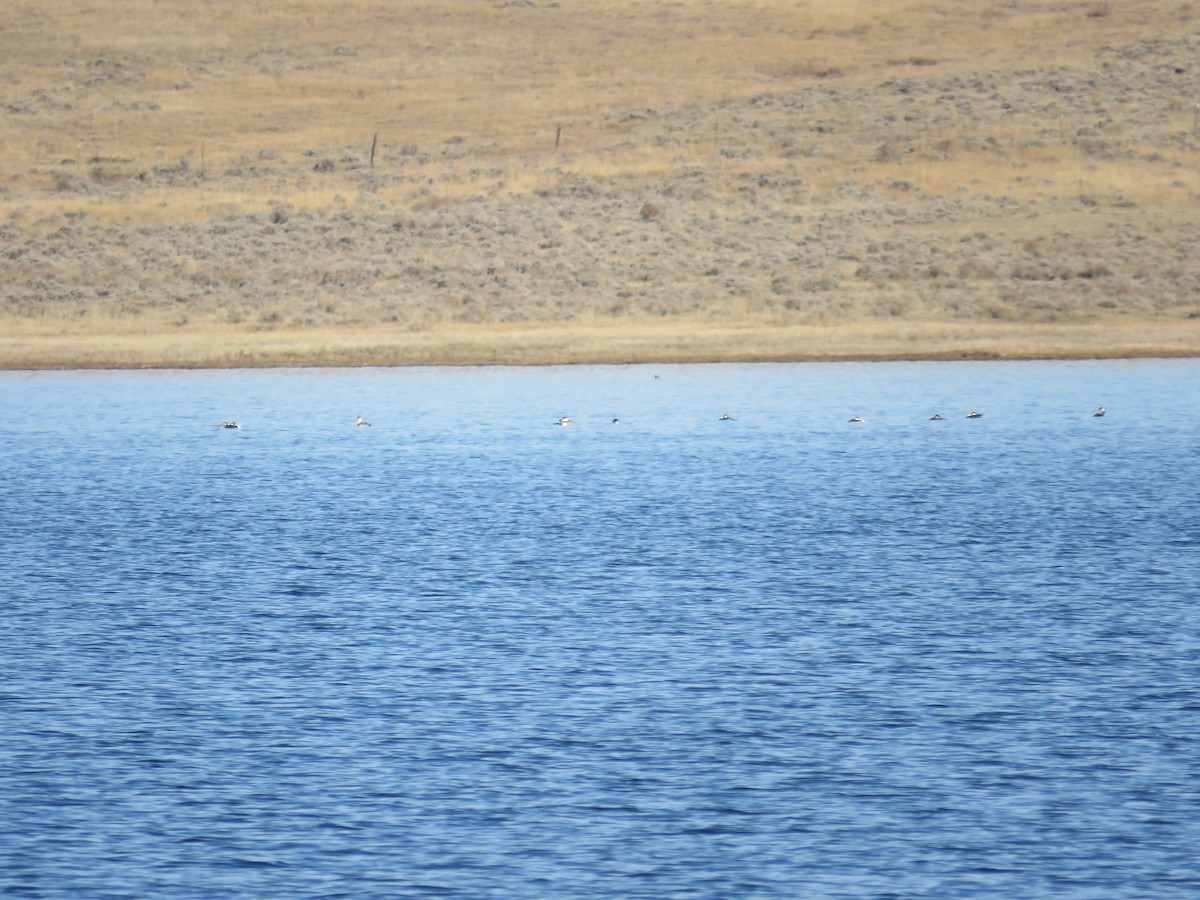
[3,317,1199,370]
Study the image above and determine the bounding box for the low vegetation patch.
[3,0,1200,365]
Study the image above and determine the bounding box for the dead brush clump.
[956,258,1000,280]
[639,201,663,221]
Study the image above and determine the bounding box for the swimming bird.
[219,421,240,429]
[612,417,621,425]
[967,411,984,419]
[356,416,371,427]
[1094,406,1106,417]
[930,414,946,421]
[719,414,733,421]
[848,416,864,423]
[555,416,574,426]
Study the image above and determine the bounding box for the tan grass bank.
[3,0,1199,368]
[3,318,1199,370]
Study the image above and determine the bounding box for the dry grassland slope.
[2,0,1200,366]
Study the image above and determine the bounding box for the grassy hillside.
[3,0,1200,366]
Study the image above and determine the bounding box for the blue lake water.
[2,360,1199,899]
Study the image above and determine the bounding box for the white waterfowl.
[1094,406,1106,417]
[356,416,371,427]
[967,411,984,419]
[219,421,240,429]
[719,414,733,421]
[930,414,946,421]
[555,416,574,426]
[848,416,864,423]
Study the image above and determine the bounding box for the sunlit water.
[2,360,1199,899]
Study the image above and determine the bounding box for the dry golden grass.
[5,0,1186,211]
[5,316,1200,370]
[4,0,1200,365]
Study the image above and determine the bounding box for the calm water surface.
[2,360,1199,898]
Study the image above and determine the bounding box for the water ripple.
[2,362,1200,898]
